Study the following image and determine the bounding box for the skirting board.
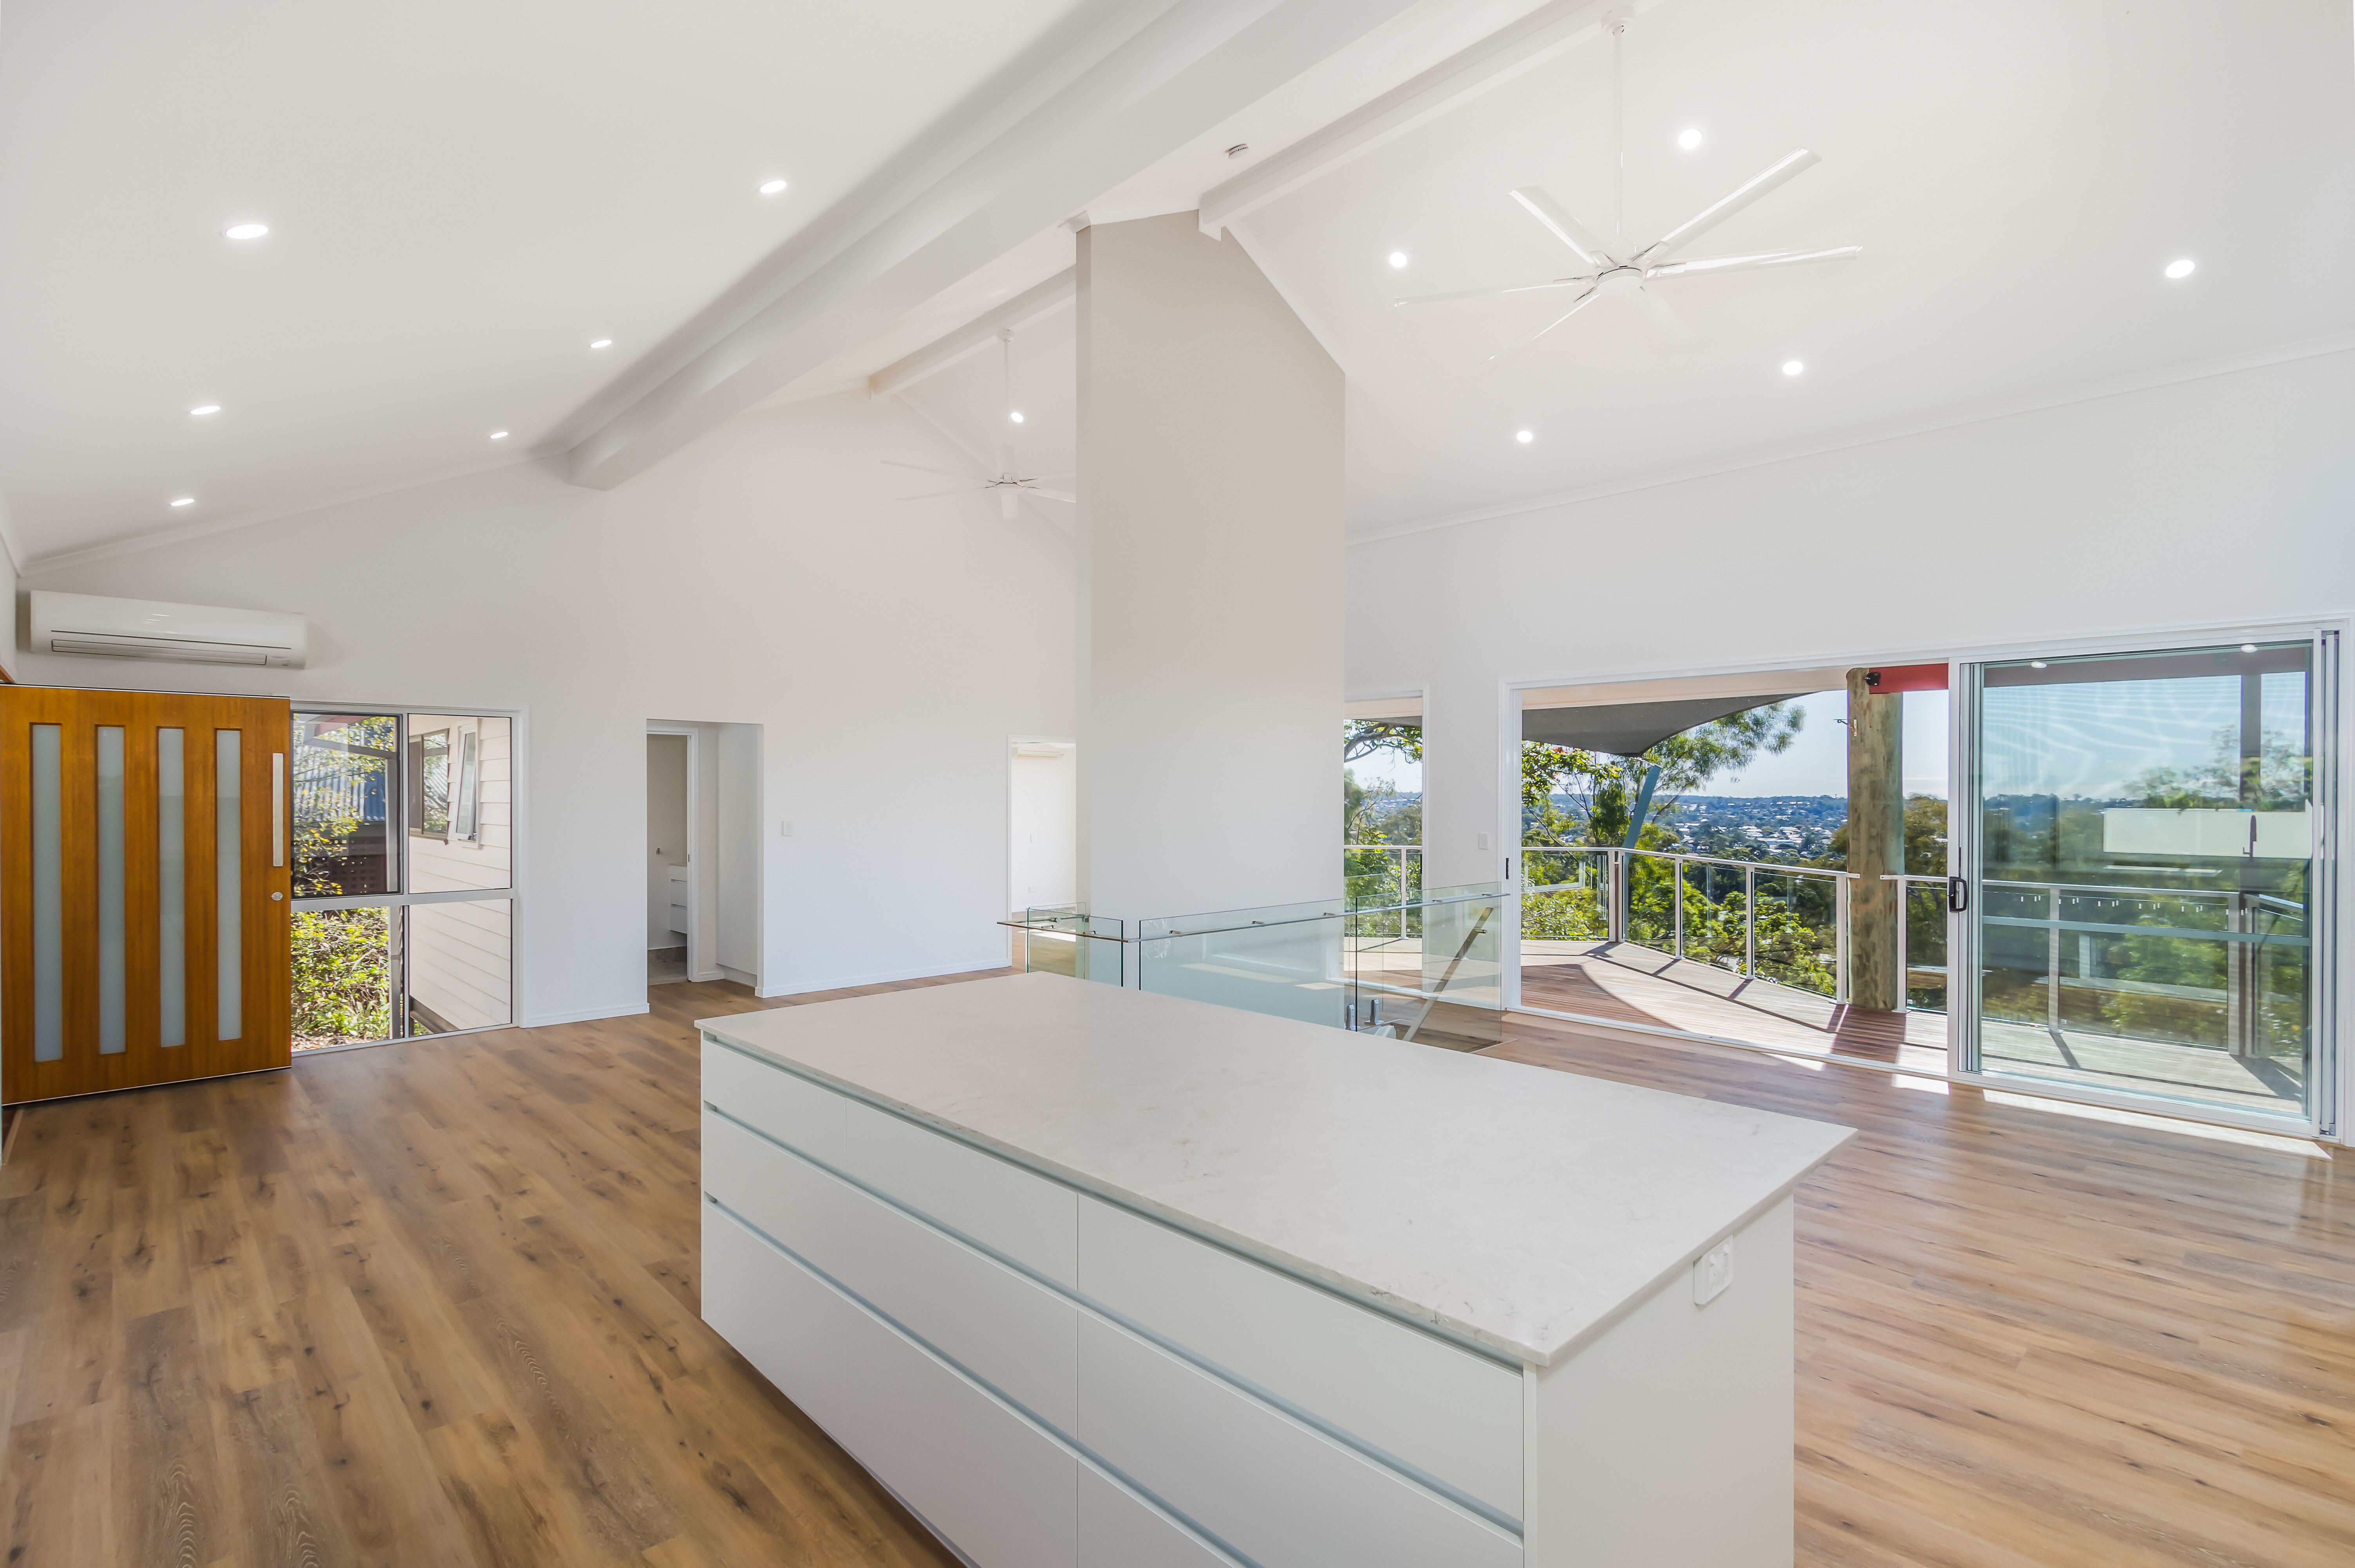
[522,1001,654,1028]
[757,957,1009,999]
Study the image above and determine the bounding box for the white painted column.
[1075,212,1344,929]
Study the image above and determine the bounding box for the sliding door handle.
[272,751,285,868]
[1947,876,1968,914]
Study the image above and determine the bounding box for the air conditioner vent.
[29,591,307,669]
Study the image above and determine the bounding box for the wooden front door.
[0,687,293,1103]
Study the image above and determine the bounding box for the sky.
[1345,689,1950,800]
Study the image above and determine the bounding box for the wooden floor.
[2,967,2351,1566]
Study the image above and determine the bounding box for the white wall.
[1008,743,1076,911]
[1076,213,1345,924]
[1349,349,2355,893]
[647,733,688,947]
[716,722,762,985]
[16,388,1076,1024]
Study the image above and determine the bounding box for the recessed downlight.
[589,338,613,349]
[189,404,220,417]
[2241,642,2259,653]
[1515,429,1534,444]
[224,222,268,240]
[1782,359,1805,377]
[170,497,195,507]
[1677,127,1703,150]
[2165,257,2196,280]
[489,430,510,440]
[2030,660,2049,669]
[1009,411,1025,424]
[759,179,788,195]
[1388,251,1408,269]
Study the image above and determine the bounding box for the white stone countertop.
[698,972,1853,1366]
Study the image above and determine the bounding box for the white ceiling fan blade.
[1000,489,1020,522]
[1634,149,1821,264]
[1026,488,1077,503]
[1620,285,1694,344]
[1645,245,1862,280]
[1032,471,1076,482]
[1508,188,1612,268]
[1394,277,1593,308]
[881,459,980,479]
[900,486,985,501]
[1479,286,1601,366]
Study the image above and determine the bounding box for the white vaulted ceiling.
[4,0,2351,561]
[0,0,1084,562]
[1231,0,2355,536]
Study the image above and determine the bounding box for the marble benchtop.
[698,972,1853,1366]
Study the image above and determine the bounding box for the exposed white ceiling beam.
[1196,0,1666,238]
[868,269,1077,401]
[560,0,1423,490]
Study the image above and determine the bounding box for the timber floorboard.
[0,964,2347,1565]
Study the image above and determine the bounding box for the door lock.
[1947,877,1968,913]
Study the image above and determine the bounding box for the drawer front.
[1077,1466,1242,1568]
[835,1092,1079,1288]
[702,1201,1078,1568]
[1078,1197,1524,1520]
[1077,1315,1522,1568]
[701,1038,843,1163]
[704,1110,1078,1433]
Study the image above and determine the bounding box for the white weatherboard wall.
[15,390,1075,1024]
[1076,212,1344,925]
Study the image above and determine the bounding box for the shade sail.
[1521,694,1806,758]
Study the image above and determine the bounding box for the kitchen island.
[697,971,1852,1568]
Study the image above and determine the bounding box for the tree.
[1822,793,1948,874]
[1344,719,1422,767]
[1522,702,1804,849]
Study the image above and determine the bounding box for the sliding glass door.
[1955,638,2333,1125]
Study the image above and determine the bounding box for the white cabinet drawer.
[1077,1466,1243,1568]
[1077,1196,1524,1520]
[704,1109,1079,1433]
[835,1093,1079,1289]
[701,1038,842,1163]
[702,1201,1078,1568]
[1076,1315,1522,1568]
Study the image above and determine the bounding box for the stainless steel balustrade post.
[2047,884,2062,1035]
[1744,864,1757,978]
[1837,874,1853,1005]
[1673,858,1684,960]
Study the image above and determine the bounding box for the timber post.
[1846,668,1905,1013]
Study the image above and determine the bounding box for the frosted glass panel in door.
[31,724,61,1062]
[217,729,242,1041]
[96,727,125,1053]
[1970,643,2313,1120]
[158,727,185,1047]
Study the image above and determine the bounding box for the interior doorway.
[1008,738,1076,914]
[646,721,763,991]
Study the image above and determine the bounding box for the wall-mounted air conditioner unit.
[28,591,309,669]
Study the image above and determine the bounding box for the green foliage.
[1344,720,1423,767]
[1522,703,1803,849]
[292,906,391,1046]
[1822,793,1948,874]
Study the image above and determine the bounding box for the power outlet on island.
[1692,1239,1735,1306]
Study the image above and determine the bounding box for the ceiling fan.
[886,328,1073,520]
[1397,11,1860,362]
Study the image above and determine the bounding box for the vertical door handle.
[272,751,285,868]
[1947,876,1968,913]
